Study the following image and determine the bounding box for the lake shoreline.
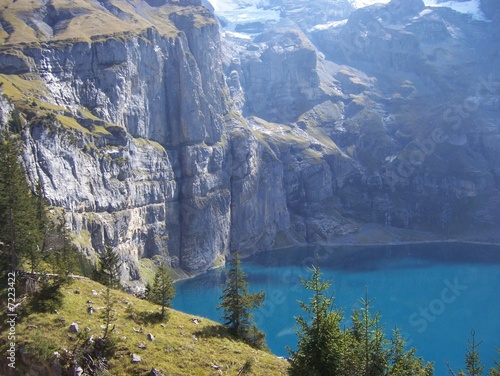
[173,223,500,283]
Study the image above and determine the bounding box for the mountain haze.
[0,0,499,286]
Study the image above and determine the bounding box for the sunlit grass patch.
[1,278,289,375]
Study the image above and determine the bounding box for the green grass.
[0,0,215,46]
[0,278,289,375]
[138,258,157,285]
[0,73,47,101]
[0,74,122,140]
[55,114,91,134]
[70,229,93,249]
[133,137,166,152]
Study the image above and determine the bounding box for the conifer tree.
[25,180,49,273]
[101,286,117,340]
[0,133,45,273]
[217,251,266,348]
[146,263,175,319]
[490,348,500,376]
[243,323,267,350]
[288,265,434,376]
[95,245,122,289]
[457,330,484,376]
[387,327,434,376]
[45,214,81,277]
[287,264,345,376]
[8,109,23,134]
[350,288,387,376]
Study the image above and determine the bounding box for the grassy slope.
[0,0,215,45]
[1,278,288,375]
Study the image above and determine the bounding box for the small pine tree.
[490,348,500,376]
[458,330,484,376]
[146,263,175,319]
[101,287,117,340]
[8,109,23,134]
[45,214,81,277]
[287,264,345,376]
[217,251,266,349]
[350,288,387,376]
[26,180,48,273]
[387,327,434,376]
[95,245,122,289]
[243,324,267,351]
[288,266,436,376]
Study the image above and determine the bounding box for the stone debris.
[131,354,142,363]
[69,323,79,333]
[149,367,165,376]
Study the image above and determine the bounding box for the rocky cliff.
[1,0,499,286]
[221,0,500,239]
[0,0,293,286]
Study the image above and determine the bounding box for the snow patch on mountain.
[209,0,280,30]
[309,19,348,32]
[349,0,390,8]
[209,0,488,35]
[423,0,488,21]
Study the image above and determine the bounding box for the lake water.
[173,242,500,375]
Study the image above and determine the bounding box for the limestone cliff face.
[229,128,290,253]
[239,20,323,123]
[16,23,234,280]
[22,122,177,279]
[0,0,295,283]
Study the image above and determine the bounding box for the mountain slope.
[0,278,289,375]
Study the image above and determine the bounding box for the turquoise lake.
[173,242,500,375]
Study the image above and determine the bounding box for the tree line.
[0,130,90,281]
